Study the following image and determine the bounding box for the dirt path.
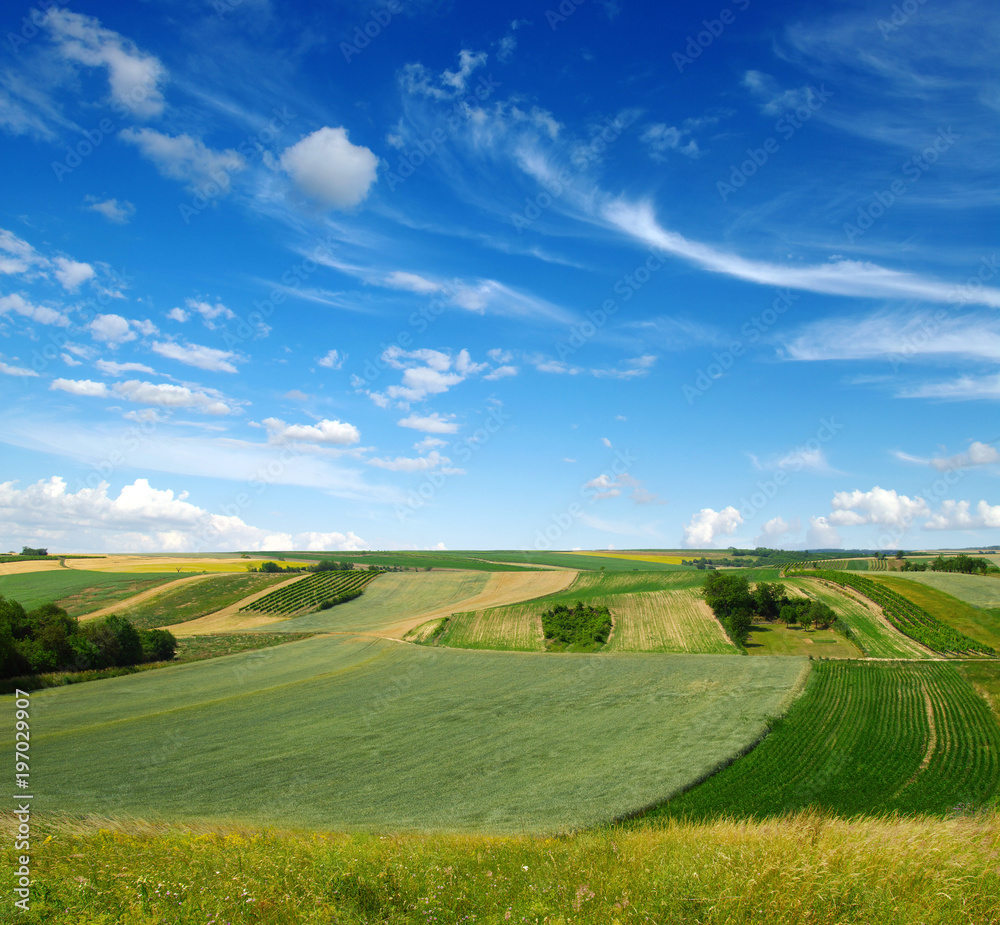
[78,573,217,621]
[381,569,577,639]
[164,574,311,636]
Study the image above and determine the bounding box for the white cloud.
[85,196,135,224]
[930,441,1000,471]
[182,299,235,329]
[902,373,1000,402]
[263,417,361,446]
[151,340,239,373]
[754,515,795,546]
[742,71,819,116]
[317,349,344,369]
[0,360,38,377]
[828,486,930,527]
[43,9,167,118]
[806,515,841,548]
[484,364,518,380]
[53,256,95,291]
[384,271,441,293]
[95,359,155,376]
[88,313,135,345]
[640,123,700,160]
[604,199,1000,309]
[924,499,1000,531]
[601,437,612,448]
[368,449,450,472]
[0,229,45,276]
[112,379,237,415]
[370,346,488,405]
[0,293,68,327]
[414,436,447,451]
[50,377,110,397]
[120,129,245,190]
[402,49,488,100]
[683,506,743,547]
[0,476,294,552]
[398,412,459,434]
[584,473,622,500]
[592,355,658,379]
[279,127,378,210]
[296,530,368,552]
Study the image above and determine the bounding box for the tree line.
[0,595,176,680]
[703,573,836,645]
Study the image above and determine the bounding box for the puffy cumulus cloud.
[295,531,368,552]
[367,449,451,472]
[369,346,489,406]
[828,486,930,527]
[0,476,292,552]
[930,441,1000,471]
[484,365,518,380]
[85,196,135,224]
[682,506,742,547]
[754,515,796,546]
[806,515,841,548]
[924,499,1000,531]
[279,127,378,210]
[53,256,95,291]
[179,298,236,330]
[0,229,46,277]
[317,349,344,369]
[263,417,360,446]
[151,340,239,373]
[112,379,238,415]
[50,377,110,397]
[43,9,167,118]
[119,129,245,189]
[88,313,135,345]
[0,293,69,327]
[398,412,459,434]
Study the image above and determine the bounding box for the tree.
[21,547,48,557]
[260,561,282,573]
[807,601,835,630]
[141,628,177,662]
[703,572,754,645]
[752,582,784,621]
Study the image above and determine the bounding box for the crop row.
[649,660,1000,820]
[240,570,380,615]
[789,569,995,657]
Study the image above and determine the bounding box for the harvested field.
[604,589,737,654]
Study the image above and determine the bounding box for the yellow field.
[603,588,738,654]
[569,551,688,565]
[63,555,300,573]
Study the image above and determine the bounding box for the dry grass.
[604,588,737,653]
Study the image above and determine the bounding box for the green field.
[110,572,292,629]
[745,622,861,657]
[875,570,1000,607]
[870,575,1000,652]
[785,577,930,658]
[257,570,492,634]
[4,813,998,925]
[454,550,692,571]
[646,661,1000,821]
[428,571,738,655]
[0,570,179,615]
[17,636,806,833]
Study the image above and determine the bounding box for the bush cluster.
[540,601,612,650]
[0,595,176,679]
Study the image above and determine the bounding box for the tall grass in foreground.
[1,812,997,924]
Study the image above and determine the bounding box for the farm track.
[78,573,217,621]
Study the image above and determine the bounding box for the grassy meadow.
[2,813,998,925]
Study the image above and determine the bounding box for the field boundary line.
[78,573,218,622]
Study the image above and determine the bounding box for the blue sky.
[1,0,998,554]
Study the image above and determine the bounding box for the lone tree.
[703,572,754,645]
